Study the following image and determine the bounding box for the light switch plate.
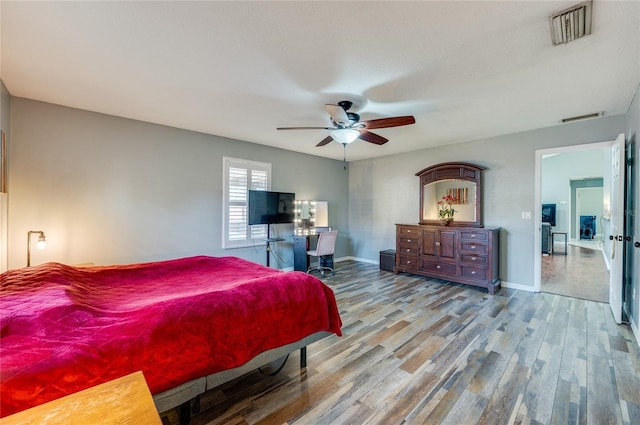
[522,211,532,220]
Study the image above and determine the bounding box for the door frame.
[533,140,611,293]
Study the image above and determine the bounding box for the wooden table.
[1,371,162,425]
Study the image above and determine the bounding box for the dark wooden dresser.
[395,224,500,294]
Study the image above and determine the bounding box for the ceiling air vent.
[549,0,593,45]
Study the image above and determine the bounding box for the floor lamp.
[27,230,46,267]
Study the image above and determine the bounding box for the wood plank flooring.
[160,261,639,425]
[541,242,609,303]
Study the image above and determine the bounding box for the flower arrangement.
[437,195,458,219]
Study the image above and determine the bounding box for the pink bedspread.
[0,256,342,417]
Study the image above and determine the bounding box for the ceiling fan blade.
[277,126,334,130]
[325,104,350,126]
[362,115,416,129]
[316,135,334,147]
[358,130,388,145]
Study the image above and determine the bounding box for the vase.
[440,218,452,226]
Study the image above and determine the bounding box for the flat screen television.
[542,203,556,227]
[248,190,295,225]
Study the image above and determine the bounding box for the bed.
[0,255,342,421]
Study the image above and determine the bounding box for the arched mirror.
[417,162,484,227]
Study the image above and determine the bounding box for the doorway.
[573,180,604,246]
[534,142,611,303]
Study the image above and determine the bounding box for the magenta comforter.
[0,256,342,417]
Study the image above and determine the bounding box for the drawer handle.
[436,265,441,269]
[471,257,477,261]
[406,260,411,264]
[435,242,441,246]
[471,271,476,275]
[407,239,412,242]
[406,248,410,252]
[471,234,477,238]
[471,245,477,249]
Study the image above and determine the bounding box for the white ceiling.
[2,1,639,161]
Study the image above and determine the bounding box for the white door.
[609,133,625,323]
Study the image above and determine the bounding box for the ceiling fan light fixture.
[331,129,360,144]
[277,100,415,148]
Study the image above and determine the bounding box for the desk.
[293,231,334,272]
[1,371,162,425]
[552,231,568,255]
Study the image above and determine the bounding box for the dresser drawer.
[459,230,488,241]
[397,255,419,270]
[399,236,419,247]
[420,260,457,275]
[460,254,488,267]
[461,266,487,281]
[399,226,420,236]
[398,246,419,256]
[459,242,488,255]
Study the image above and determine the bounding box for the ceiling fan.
[277,100,416,147]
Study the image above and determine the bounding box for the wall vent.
[560,112,601,123]
[549,0,593,45]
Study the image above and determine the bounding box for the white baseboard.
[340,256,377,265]
[282,256,359,272]
[501,280,536,292]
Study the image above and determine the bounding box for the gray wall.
[349,114,627,288]
[6,98,349,270]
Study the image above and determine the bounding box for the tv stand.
[265,224,285,267]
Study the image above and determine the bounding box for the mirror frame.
[416,162,484,227]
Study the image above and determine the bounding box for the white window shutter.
[223,157,271,248]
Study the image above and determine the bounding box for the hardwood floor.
[160,261,639,425]
[541,241,609,303]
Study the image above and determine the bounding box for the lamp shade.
[331,129,360,144]
[36,234,46,250]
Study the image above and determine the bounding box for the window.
[223,157,271,248]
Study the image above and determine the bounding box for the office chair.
[307,230,338,277]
